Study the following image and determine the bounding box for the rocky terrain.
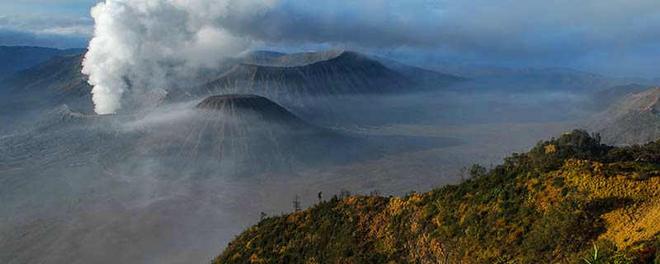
[591,87,660,145]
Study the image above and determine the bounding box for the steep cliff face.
[216,130,660,264]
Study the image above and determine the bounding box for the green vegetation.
[215,130,660,264]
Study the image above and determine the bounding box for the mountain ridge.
[590,87,660,145]
[0,53,93,129]
[195,50,462,98]
[0,46,84,79]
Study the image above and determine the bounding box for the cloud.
[0,14,92,48]
[0,29,88,48]
[82,0,660,114]
[223,0,660,60]
[4,0,660,65]
[208,0,660,78]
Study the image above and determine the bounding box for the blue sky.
[1,0,659,78]
[0,0,96,15]
[0,0,98,48]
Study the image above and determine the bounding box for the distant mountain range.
[0,53,92,130]
[2,46,659,145]
[185,50,463,99]
[590,87,660,145]
[0,47,464,117]
[0,46,83,79]
[3,46,655,106]
[432,64,657,93]
[6,46,648,118]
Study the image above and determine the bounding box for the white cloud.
[0,14,93,38]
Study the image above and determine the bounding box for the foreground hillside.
[216,130,659,263]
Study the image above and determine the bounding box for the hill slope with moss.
[215,130,660,264]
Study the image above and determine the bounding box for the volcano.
[196,50,460,98]
[0,53,92,116]
[196,94,308,128]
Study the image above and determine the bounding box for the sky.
[0,0,97,48]
[1,0,659,78]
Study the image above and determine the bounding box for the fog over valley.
[1,1,659,263]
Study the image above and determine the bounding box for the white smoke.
[83,0,660,114]
[82,0,277,114]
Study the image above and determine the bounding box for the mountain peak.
[196,94,308,127]
[197,50,416,97]
[239,49,356,67]
[197,94,274,110]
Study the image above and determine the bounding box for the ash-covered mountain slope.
[439,65,638,93]
[590,87,660,145]
[242,50,462,86]
[187,94,373,168]
[1,92,462,189]
[375,55,466,87]
[0,52,92,134]
[192,94,460,166]
[0,92,463,264]
[239,50,339,67]
[196,94,310,128]
[193,51,462,99]
[0,46,83,79]
[2,93,450,180]
[0,53,92,116]
[590,83,651,110]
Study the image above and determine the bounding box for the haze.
[1,1,659,264]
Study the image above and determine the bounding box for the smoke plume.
[83,0,660,114]
[82,0,276,114]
